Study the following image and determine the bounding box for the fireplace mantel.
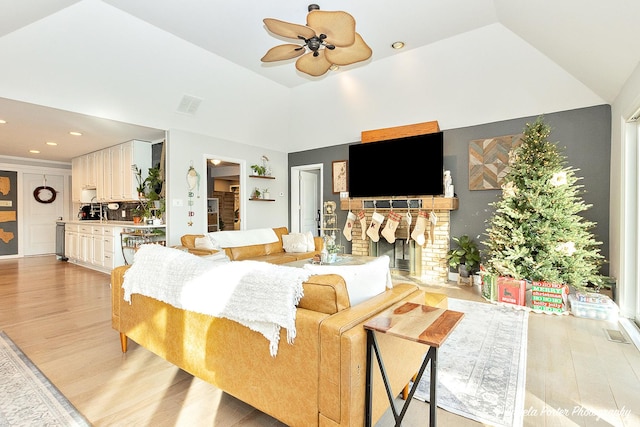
[340,196,458,211]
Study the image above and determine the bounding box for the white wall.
[165,129,289,245]
[288,24,605,149]
[611,62,640,317]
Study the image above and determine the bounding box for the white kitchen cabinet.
[65,222,124,273]
[109,145,123,200]
[78,224,93,263]
[64,224,79,260]
[86,151,97,189]
[71,156,85,202]
[72,140,152,202]
[91,225,104,266]
[95,149,106,201]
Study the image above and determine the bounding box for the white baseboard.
[619,317,640,351]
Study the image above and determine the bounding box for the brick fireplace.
[343,120,458,284]
[341,197,458,285]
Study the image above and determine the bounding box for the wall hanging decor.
[469,134,522,190]
[0,171,17,255]
[186,164,200,226]
[33,175,57,203]
[332,160,348,193]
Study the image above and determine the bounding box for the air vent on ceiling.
[177,95,203,116]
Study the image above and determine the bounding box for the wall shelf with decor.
[249,175,275,179]
[249,198,275,202]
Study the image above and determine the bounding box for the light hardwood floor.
[1,256,639,426]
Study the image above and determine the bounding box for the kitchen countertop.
[62,220,166,228]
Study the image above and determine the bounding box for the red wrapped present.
[497,277,526,306]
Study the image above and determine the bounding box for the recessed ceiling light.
[69,131,82,136]
[29,150,40,154]
[0,119,6,124]
[391,41,405,49]
[46,141,57,146]
[211,159,221,165]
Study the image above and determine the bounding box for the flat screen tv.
[348,132,444,198]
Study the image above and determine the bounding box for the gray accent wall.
[289,105,611,275]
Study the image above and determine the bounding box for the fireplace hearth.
[342,196,457,285]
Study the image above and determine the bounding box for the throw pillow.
[195,236,215,250]
[204,234,222,250]
[282,233,309,253]
[302,255,393,306]
[305,231,316,251]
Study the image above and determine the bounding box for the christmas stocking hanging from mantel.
[367,212,385,242]
[429,211,438,245]
[411,210,429,246]
[357,210,367,240]
[381,211,403,244]
[343,211,356,241]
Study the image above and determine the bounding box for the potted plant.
[252,188,261,199]
[262,188,270,199]
[131,165,145,197]
[144,165,163,200]
[132,206,143,224]
[446,234,481,279]
[250,164,266,176]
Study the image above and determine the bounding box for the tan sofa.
[181,226,323,263]
[111,264,447,426]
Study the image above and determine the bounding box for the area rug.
[412,298,528,427]
[0,331,91,426]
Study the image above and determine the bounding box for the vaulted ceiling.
[0,0,638,162]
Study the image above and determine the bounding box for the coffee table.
[363,301,464,427]
[284,255,377,268]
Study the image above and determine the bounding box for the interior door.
[23,173,64,255]
[300,169,320,236]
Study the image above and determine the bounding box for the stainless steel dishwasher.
[56,221,67,261]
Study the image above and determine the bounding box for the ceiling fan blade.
[295,51,332,77]
[307,10,356,47]
[261,44,305,62]
[263,18,316,40]
[325,33,372,66]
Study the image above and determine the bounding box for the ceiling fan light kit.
[261,4,372,77]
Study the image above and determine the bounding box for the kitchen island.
[62,220,165,273]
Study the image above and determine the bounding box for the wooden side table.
[363,301,464,427]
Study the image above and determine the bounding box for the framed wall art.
[469,134,522,190]
[332,160,348,194]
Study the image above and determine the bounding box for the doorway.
[22,173,65,255]
[290,164,322,236]
[205,156,243,231]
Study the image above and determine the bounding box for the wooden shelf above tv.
[361,120,440,143]
[340,196,458,211]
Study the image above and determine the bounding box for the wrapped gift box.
[481,273,497,301]
[530,281,568,313]
[497,277,526,306]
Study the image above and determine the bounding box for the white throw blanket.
[122,245,311,356]
[208,228,278,248]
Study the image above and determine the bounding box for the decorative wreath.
[33,186,57,204]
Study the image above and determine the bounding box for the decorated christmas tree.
[483,117,604,290]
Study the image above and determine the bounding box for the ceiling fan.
[261,4,372,77]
